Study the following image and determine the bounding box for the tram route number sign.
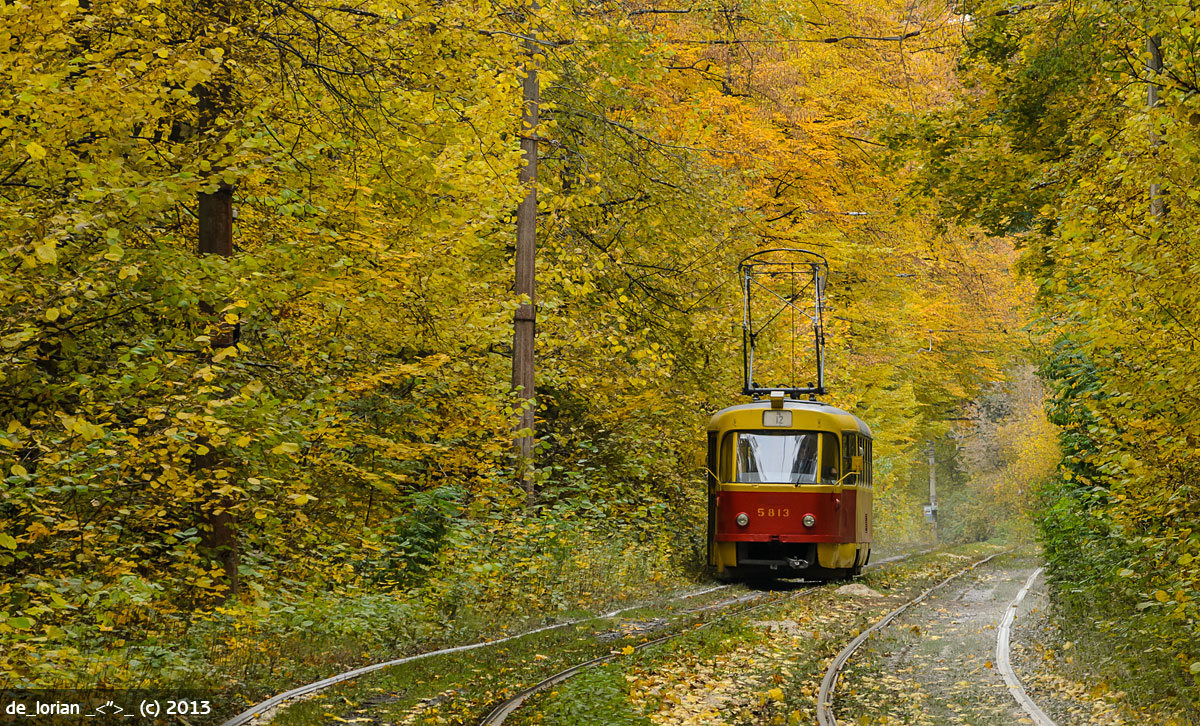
[763,411,792,427]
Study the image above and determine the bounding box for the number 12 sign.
[763,411,792,427]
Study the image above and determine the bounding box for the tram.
[705,392,872,580]
[705,250,873,580]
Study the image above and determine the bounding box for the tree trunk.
[194,14,240,595]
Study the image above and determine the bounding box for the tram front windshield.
[735,431,818,484]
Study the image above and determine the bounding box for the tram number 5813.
[757,508,790,518]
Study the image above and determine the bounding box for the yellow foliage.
[0,0,1030,693]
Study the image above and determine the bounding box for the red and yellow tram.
[705,390,873,580]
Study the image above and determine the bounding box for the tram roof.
[706,398,872,437]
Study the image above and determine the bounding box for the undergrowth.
[3,503,701,722]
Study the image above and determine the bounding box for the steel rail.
[478,584,818,725]
[478,549,934,726]
[996,566,1056,726]
[218,584,730,726]
[816,551,1007,726]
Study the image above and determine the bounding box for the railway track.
[815,551,1008,726]
[222,549,938,726]
[996,566,1056,726]
[478,549,934,726]
[477,582,817,725]
[220,583,732,726]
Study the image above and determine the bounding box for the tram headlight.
[735,512,750,527]
[802,513,816,528]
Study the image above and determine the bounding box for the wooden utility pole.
[513,8,539,505]
[1148,34,1166,219]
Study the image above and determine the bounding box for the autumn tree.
[0,0,1035,695]
[898,0,1200,709]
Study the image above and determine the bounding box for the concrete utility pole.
[927,444,938,542]
[513,6,539,506]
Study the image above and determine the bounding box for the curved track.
[816,551,1006,726]
[477,583,818,725]
[222,550,937,726]
[478,549,934,726]
[996,566,1056,726]
[219,584,730,726]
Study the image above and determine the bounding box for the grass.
[523,664,652,726]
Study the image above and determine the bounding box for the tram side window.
[821,432,840,484]
[866,439,873,486]
[706,431,718,487]
[841,433,856,485]
[858,438,867,485]
[735,432,819,484]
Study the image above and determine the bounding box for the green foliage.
[363,486,464,588]
[533,664,652,726]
